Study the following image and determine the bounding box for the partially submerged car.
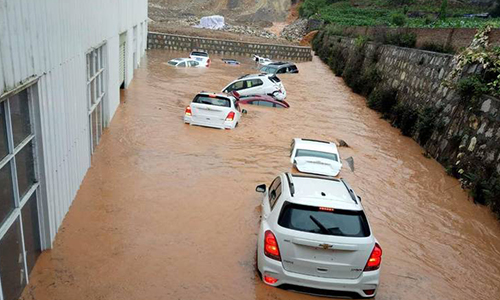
[253,55,274,65]
[167,58,203,68]
[184,92,242,130]
[237,95,290,108]
[260,62,299,75]
[189,51,211,67]
[222,58,240,65]
[290,138,342,177]
[255,173,382,298]
[222,74,287,100]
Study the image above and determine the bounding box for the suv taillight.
[185,106,192,116]
[364,243,382,271]
[264,230,281,261]
[207,58,211,66]
[225,111,235,121]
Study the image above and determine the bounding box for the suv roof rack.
[238,74,251,79]
[340,179,358,204]
[285,173,295,197]
[291,173,340,182]
[300,138,331,144]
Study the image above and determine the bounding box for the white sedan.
[184,92,242,130]
[167,58,203,68]
[290,138,342,177]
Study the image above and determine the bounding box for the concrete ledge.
[147,32,313,62]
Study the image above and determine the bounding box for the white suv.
[256,173,382,298]
[189,51,211,67]
[222,74,287,100]
[290,138,342,177]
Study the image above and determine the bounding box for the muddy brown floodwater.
[22,50,500,300]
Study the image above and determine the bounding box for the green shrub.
[420,42,455,54]
[439,0,448,20]
[368,88,398,115]
[342,46,366,91]
[456,75,489,102]
[324,24,346,36]
[393,103,418,136]
[329,46,347,76]
[385,32,417,48]
[357,65,381,96]
[416,107,440,145]
[391,13,407,26]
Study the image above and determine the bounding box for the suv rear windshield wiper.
[310,215,342,236]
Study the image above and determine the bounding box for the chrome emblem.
[319,243,332,250]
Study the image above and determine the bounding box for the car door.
[178,61,186,67]
[223,80,246,93]
[241,79,264,96]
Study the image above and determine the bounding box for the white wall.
[0,0,148,248]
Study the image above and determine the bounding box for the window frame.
[268,176,282,210]
[0,83,43,297]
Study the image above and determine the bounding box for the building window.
[0,87,42,300]
[87,45,106,154]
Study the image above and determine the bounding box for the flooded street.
[22,50,500,300]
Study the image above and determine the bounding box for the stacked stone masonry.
[147,32,313,61]
[327,35,500,176]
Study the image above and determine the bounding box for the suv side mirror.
[256,184,266,193]
[242,109,248,114]
[357,195,362,202]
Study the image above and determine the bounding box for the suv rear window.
[191,51,208,57]
[269,75,281,83]
[278,202,370,237]
[193,95,231,107]
[296,149,338,162]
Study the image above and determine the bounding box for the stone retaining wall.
[321,34,500,185]
[147,32,312,61]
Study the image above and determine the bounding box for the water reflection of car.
[184,93,242,130]
[255,173,382,299]
[290,138,342,177]
[189,51,211,67]
[260,62,299,75]
[222,74,287,100]
[237,95,290,108]
[167,58,203,68]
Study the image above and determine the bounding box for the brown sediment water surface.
[22,50,500,300]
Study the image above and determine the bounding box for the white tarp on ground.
[195,15,225,30]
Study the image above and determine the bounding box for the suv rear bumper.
[258,254,379,298]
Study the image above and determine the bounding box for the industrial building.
[0,1,148,299]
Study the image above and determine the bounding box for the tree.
[439,0,448,20]
[491,0,500,18]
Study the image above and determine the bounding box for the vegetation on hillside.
[299,0,500,28]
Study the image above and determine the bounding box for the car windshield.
[296,149,338,162]
[278,202,370,237]
[193,95,231,107]
[168,60,179,66]
[191,52,208,57]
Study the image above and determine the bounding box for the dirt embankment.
[148,0,303,45]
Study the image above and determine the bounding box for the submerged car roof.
[287,174,361,211]
[237,73,275,80]
[294,138,339,153]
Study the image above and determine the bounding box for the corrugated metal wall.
[0,0,148,248]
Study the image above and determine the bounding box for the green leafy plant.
[446,25,500,98]
[391,13,407,26]
[491,0,500,18]
[392,103,418,136]
[416,107,440,145]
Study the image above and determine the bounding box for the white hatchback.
[290,138,342,177]
[184,93,242,130]
[222,74,287,100]
[189,51,211,67]
[256,173,382,298]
